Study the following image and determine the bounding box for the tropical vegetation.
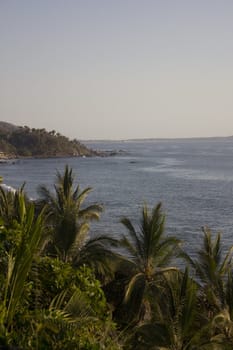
[0,121,99,158]
[0,166,233,349]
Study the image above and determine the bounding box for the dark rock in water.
[102,149,127,157]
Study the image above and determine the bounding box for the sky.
[1,0,233,140]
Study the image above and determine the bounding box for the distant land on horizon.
[84,135,233,143]
[0,121,100,159]
[1,121,232,154]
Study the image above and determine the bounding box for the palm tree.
[182,227,233,312]
[37,166,117,275]
[118,202,180,324]
[0,193,46,341]
[128,269,219,350]
[37,165,102,262]
[0,184,26,228]
[207,270,233,348]
[179,228,233,349]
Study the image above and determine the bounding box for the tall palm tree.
[177,227,233,349]
[37,165,102,262]
[119,202,180,323]
[182,227,233,312]
[37,166,117,275]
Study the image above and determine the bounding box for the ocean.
[1,138,233,258]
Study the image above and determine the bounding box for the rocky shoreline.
[0,152,17,162]
[0,149,126,162]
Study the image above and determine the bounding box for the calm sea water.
[1,139,233,257]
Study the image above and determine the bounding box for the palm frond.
[64,288,94,318]
[76,186,93,205]
[66,222,89,259]
[74,234,121,276]
[121,217,144,259]
[131,322,171,349]
[124,273,146,303]
[78,203,103,220]
[120,235,143,267]
[5,195,45,328]
[220,245,233,275]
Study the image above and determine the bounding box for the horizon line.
[81,135,233,142]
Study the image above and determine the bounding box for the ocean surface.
[1,139,233,258]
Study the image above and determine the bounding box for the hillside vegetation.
[0,121,98,158]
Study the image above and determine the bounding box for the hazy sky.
[1,0,233,139]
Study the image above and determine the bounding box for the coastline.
[0,149,123,162]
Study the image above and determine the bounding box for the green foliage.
[0,194,46,344]
[118,202,180,324]
[37,165,118,279]
[0,185,25,228]
[0,138,15,155]
[182,227,233,312]
[18,262,118,349]
[0,225,119,348]
[76,265,108,315]
[0,123,98,158]
[0,168,121,348]
[28,258,108,317]
[38,165,104,262]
